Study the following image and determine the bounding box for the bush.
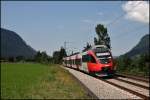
[115,53,149,76]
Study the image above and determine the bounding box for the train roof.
[66,52,80,57]
[91,45,107,49]
[64,45,109,58]
[81,45,108,52]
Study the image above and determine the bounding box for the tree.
[34,51,42,62]
[41,51,49,63]
[94,37,98,45]
[8,57,15,62]
[59,47,67,62]
[82,42,92,52]
[115,56,132,72]
[95,24,111,49]
[34,51,51,64]
[53,51,60,64]
[60,47,67,57]
[52,47,67,64]
[16,56,25,62]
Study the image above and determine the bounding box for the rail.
[115,73,149,83]
[62,65,149,99]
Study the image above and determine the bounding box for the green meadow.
[1,63,90,99]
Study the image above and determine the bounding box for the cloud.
[122,1,149,23]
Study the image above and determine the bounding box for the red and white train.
[63,45,115,76]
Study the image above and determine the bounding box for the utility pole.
[64,41,67,51]
[64,41,71,51]
[64,41,79,55]
[64,41,72,56]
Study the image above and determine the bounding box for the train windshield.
[94,47,109,53]
[94,47,111,64]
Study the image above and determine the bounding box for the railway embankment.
[61,66,149,99]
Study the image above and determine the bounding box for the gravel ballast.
[107,78,149,97]
[117,77,149,87]
[62,66,141,99]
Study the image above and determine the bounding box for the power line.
[64,41,79,55]
[106,1,143,27]
[64,41,73,55]
[105,1,148,39]
[64,41,73,50]
[112,24,148,39]
[79,1,147,51]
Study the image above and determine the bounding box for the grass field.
[1,63,90,99]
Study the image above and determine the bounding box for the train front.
[89,45,115,77]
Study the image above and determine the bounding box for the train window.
[75,59,81,65]
[82,55,90,62]
[89,55,96,63]
[94,47,109,53]
[82,54,96,63]
[70,60,72,64]
[79,59,82,65]
[75,59,77,65]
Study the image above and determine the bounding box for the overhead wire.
[112,24,148,39]
[84,1,148,51]
[106,1,143,27]
[106,1,149,39]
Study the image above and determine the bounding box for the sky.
[1,1,149,56]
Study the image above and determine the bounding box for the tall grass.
[1,63,90,99]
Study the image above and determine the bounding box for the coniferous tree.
[82,42,92,52]
[95,24,111,49]
[52,46,67,64]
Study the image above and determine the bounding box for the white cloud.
[122,1,149,23]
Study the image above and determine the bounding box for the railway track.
[114,77,149,90]
[115,73,149,83]
[96,74,150,99]
[63,66,149,99]
[84,71,149,99]
[97,78,149,99]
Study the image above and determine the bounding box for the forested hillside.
[1,28,36,59]
[124,34,149,58]
[115,34,149,77]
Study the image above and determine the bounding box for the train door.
[81,54,90,73]
[87,55,100,72]
[77,54,82,71]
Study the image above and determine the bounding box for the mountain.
[1,28,36,59]
[124,34,149,58]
